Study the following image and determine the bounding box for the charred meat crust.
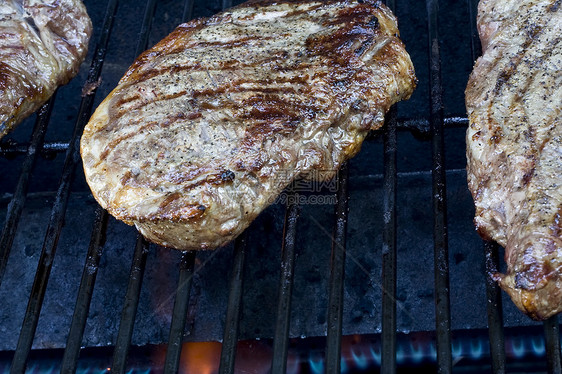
[81,0,416,251]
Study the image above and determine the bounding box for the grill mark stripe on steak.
[493,31,559,97]
[97,113,195,165]
[466,0,562,319]
[81,0,416,250]
[485,31,561,182]
[104,82,315,161]
[193,35,276,48]
[114,90,190,113]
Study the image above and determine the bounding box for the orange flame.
[179,342,223,374]
[153,340,276,374]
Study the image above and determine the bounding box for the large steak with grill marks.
[80,0,416,251]
[466,0,562,319]
[0,0,92,138]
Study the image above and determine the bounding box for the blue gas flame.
[451,340,463,359]
[309,355,324,374]
[369,345,381,365]
[531,336,545,356]
[350,346,369,369]
[410,342,425,363]
[470,338,483,359]
[341,357,348,373]
[429,341,437,360]
[511,337,525,358]
[396,343,405,364]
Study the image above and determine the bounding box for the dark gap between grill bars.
[0,95,55,287]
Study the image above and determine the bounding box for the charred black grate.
[0,0,561,373]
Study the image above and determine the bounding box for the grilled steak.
[466,0,562,319]
[81,0,416,251]
[0,0,92,138]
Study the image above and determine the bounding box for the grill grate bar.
[222,0,233,11]
[544,316,562,373]
[109,0,158,370]
[0,117,468,160]
[271,197,301,374]
[161,4,200,373]
[111,235,150,373]
[216,1,245,371]
[0,95,55,287]
[426,0,452,373]
[468,0,481,63]
[8,0,119,368]
[134,0,158,61]
[61,208,109,372]
[381,105,398,374]
[219,233,247,374]
[164,251,197,374]
[326,163,349,374]
[484,241,506,374]
[0,141,68,158]
[380,0,398,369]
[0,116,471,159]
[468,0,508,371]
[182,0,195,23]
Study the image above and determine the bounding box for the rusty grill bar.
[1,0,562,373]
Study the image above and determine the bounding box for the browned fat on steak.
[466,0,562,320]
[0,0,92,138]
[81,0,416,251]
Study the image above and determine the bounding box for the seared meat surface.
[0,0,92,138]
[466,0,562,319]
[81,0,416,250]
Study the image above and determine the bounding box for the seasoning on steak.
[0,0,92,139]
[466,0,562,320]
[81,0,416,251]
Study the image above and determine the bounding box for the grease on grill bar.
[1,0,562,373]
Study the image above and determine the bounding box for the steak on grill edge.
[81,0,416,251]
[0,0,92,139]
[466,0,562,320]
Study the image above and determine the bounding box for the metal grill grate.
[0,0,561,373]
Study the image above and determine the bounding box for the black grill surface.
[0,0,560,373]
